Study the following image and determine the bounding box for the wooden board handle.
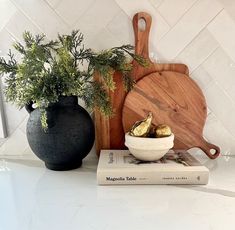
[199,139,220,159]
[133,12,152,62]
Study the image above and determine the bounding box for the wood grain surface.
[122,71,220,159]
[95,12,189,154]
[131,12,189,81]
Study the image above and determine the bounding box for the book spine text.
[97,170,208,185]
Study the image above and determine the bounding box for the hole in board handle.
[138,18,146,31]
[210,149,216,155]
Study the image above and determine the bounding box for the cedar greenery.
[0,30,147,129]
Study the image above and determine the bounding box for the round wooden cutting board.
[122,70,220,159]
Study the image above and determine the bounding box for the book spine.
[97,170,209,185]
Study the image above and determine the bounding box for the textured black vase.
[26,96,95,171]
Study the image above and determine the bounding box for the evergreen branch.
[13,41,26,54]
[0,50,17,74]
[0,30,147,129]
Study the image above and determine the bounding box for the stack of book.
[97,150,209,185]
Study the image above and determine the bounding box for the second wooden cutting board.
[122,71,220,159]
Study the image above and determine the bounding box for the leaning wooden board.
[94,12,220,158]
[122,71,220,159]
[95,12,188,154]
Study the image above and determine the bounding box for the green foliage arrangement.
[0,30,147,129]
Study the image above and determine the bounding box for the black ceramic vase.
[26,96,95,171]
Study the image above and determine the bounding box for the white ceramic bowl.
[125,133,174,161]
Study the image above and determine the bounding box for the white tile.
[55,0,95,26]
[202,47,235,100]
[191,65,214,91]
[0,138,6,147]
[157,0,223,60]
[207,10,235,63]
[0,29,16,56]
[11,0,68,39]
[0,0,17,31]
[46,0,62,8]
[204,82,235,137]
[176,29,219,72]
[106,10,134,45]
[3,101,27,136]
[83,0,121,26]
[5,11,42,43]
[19,117,28,134]
[88,28,122,50]
[0,129,29,155]
[73,0,121,48]
[21,146,36,156]
[158,0,197,26]
[204,112,235,155]
[115,0,170,42]
[149,0,164,8]
[75,0,121,31]
[218,0,235,22]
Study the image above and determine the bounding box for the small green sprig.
[0,30,147,129]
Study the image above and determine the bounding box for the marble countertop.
[1,150,235,230]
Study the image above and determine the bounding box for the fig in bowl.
[125,112,174,161]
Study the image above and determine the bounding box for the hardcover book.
[97,150,209,185]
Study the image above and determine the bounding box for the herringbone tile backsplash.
[0,0,234,156]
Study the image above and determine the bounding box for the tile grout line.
[89,26,123,51]
[154,8,171,28]
[203,70,235,141]
[189,44,219,74]
[9,0,46,34]
[157,0,201,43]
[168,7,224,61]
[206,104,235,140]
[154,0,165,9]
[43,0,70,27]
[105,9,125,31]
[190,47,219,93]
[0,128,29,155]
[45,0,62,9]
[5,28,21,44]
[71,0,100,28]
[173,28,217,63]
[1,93,28,139]
[206,79,235,117]
[114,0,171,36]
[192,44,235,108]
[190,47,219,75]
[170,0,200,28]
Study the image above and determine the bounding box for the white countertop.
[1,150,235,230]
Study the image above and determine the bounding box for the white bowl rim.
[125,133,174,150]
